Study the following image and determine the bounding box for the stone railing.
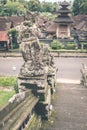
[0,90,39,130]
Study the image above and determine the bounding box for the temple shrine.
[54,1,73,39]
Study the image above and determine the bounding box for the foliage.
[14,79,19,93]
[0,76,18,107]
[8,28,18,48]
[39,42,44,47]
[0,77,16,87]
[41,12,56,20]
[5,1,26,16]
[0,90,15,108]
[41,2,58,13]
[0,0,59,16]
[0,0,7,5]
[50,40,63,50]
[72,0,87,15]
[0,1,26,16]
[27,1,58,13]
[0,4,5,16]
[65,43,75,50]
[27,0,41,12]
[82,42,87,49]
[50,41,77,50]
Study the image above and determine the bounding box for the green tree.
[14,79,19,93]
[0,4,4,16]
[0,0,7,5]
[27,0,41,12]
[8,28,18,48]
[41,2,58,13]
[0,0,7,16]
[0,0,28,16]
[4,1,26,16]
[72,0,87,15]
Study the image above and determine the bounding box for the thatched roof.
[46,23,57,33]
[0,16,25,31]
[54,16,73,23]
[57,8,71,13]
[0,17,12,31]
[73,15,87,31]
[7,16,25,26]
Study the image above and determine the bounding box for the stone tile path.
[47,83,87,130]
[57,79,80,84]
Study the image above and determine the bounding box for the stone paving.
[57,79,80,84]
[47,83,87,130]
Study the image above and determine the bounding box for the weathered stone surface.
[18,33,56,120]
[17,10,57,120]
[19,37,44,77]
[81,64,87,87]
[0,90,38,130]
[16,11,42,43]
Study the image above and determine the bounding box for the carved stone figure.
[18,10,57,119]
[16,11,42,43]
[20,37,45,77]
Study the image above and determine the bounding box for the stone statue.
[16,11,42,43]
[20,37,44,77]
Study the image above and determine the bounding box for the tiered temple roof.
[54,1,73,23]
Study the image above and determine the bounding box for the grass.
[0,77,16,88]
[0,77,16,108]
[0,90,15,108]
[9,48,19,52]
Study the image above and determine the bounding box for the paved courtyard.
[47,83,87,130]
[47,57,87,130]
[54,57,87,81]
[0,57,87,79]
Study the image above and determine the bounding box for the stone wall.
[0,90,38,130]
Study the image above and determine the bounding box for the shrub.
[12,42,19,49]
[0,77,16,87]
[65,43,75,50]
[39,42,44,47]
[14,79,19,93]
[8,28,18,49]
[50,40,62,50]
[0,91,15,108]
[83,42,87,49]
